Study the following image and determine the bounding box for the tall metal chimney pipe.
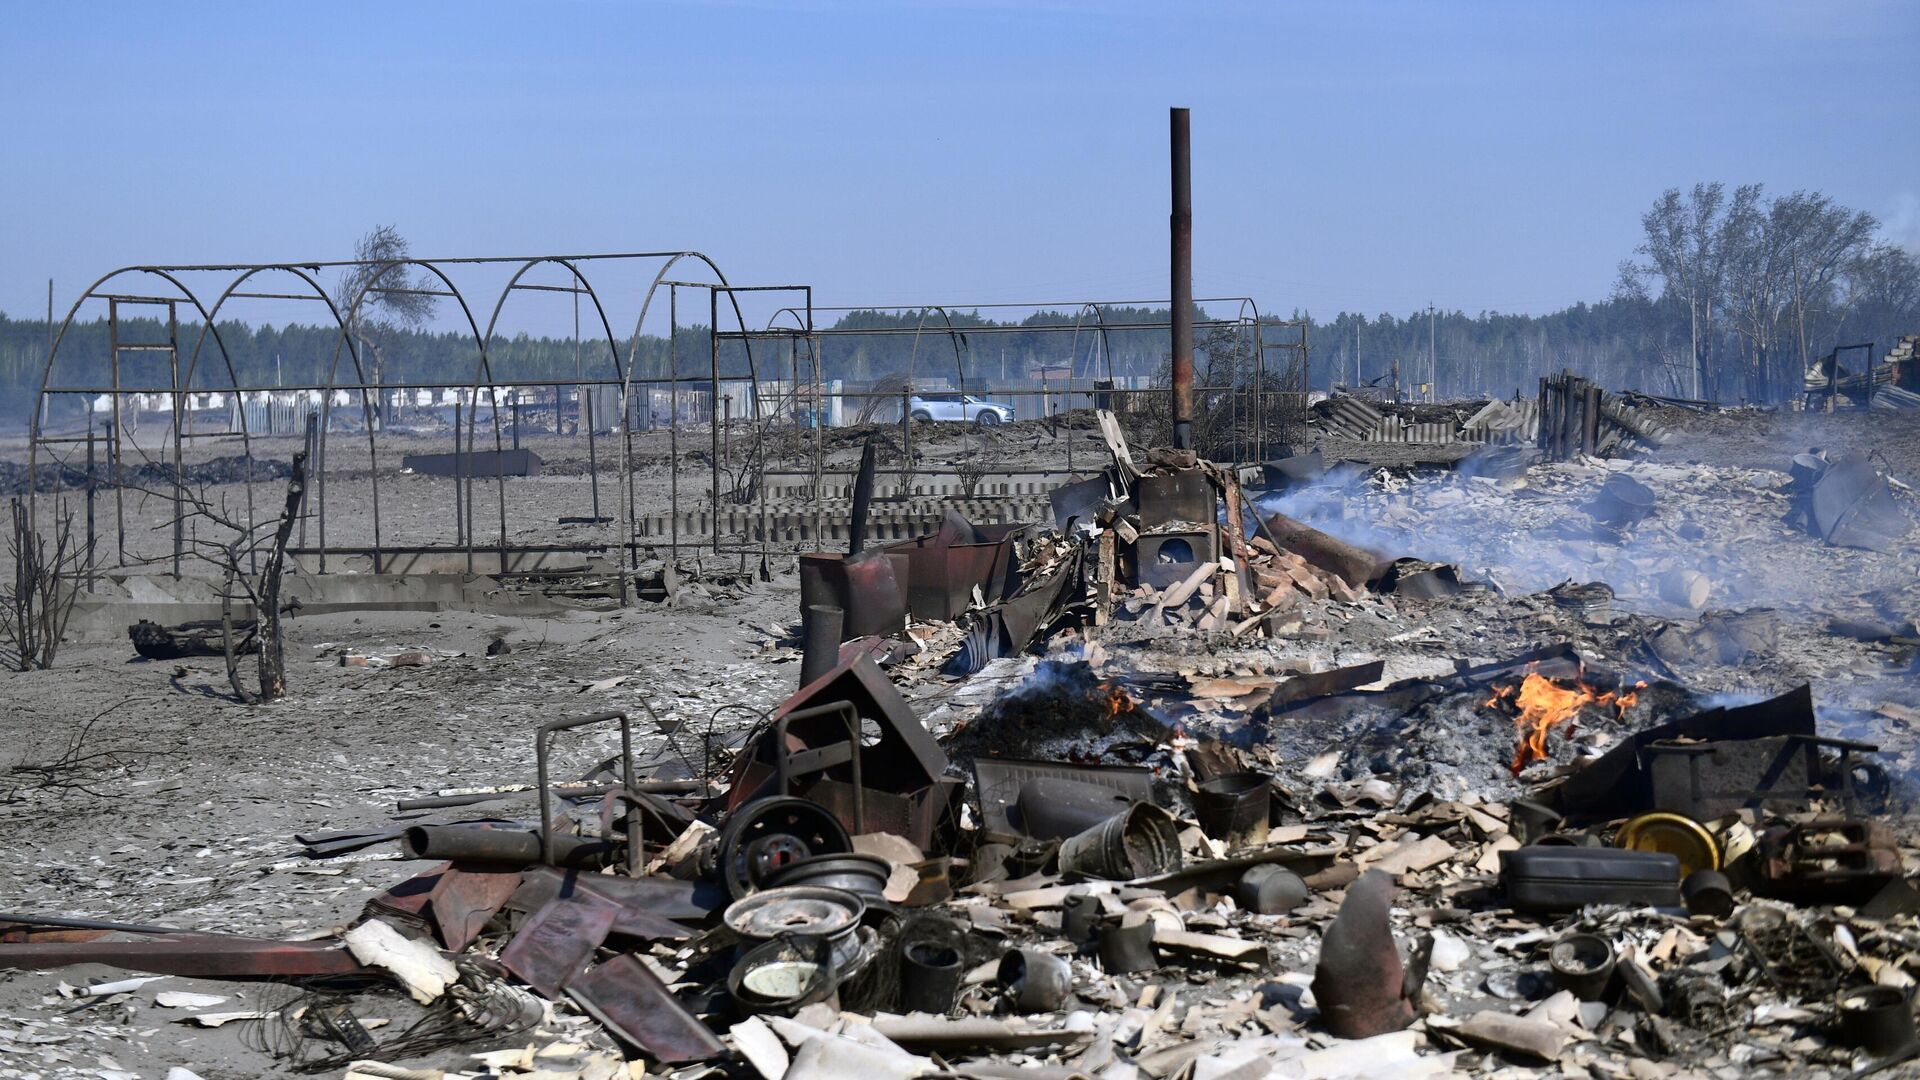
[1170,106,1194,450]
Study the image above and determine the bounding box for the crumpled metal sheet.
[1811,455,1910,552]
[426,864,524,951]
[498,894,619,998]
[567,953,726,1064]
[0,935,368,978]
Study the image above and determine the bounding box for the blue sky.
[2,0,1915,332]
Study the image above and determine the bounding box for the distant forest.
[3,183,1915,420]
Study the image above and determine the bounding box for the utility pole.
[1689,298,1699,400]
[45,279,53,429]
[1427,302,1436,402]
[1354,321,1361,388]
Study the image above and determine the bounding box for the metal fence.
[28,253,1309,590]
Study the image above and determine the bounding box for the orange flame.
[1093,682,1133,721]
[1487,670,1642,774]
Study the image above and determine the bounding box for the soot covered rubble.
[4,403,1920,1080]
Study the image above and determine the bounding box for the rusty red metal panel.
[769,654,946,793]
[427,863,524,951]
[886,511,1020,622]
[499,894,619,998]
[365,864,445,926]
[567,953,725,1064]
[0,936,368,978]
[799,550,906,639]
[508,865,720,933]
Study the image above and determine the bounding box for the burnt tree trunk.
[254,451,307,701]
[221,555,251,703]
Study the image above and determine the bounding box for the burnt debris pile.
[6,406,1920,1080]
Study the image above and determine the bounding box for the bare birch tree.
[331,226,439,426]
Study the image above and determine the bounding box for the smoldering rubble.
[3,400,1920,1080]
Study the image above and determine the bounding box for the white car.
[908,392,1014,426]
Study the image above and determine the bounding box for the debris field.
[3,400,1920,1080]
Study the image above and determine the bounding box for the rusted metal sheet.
[567,954,726,1064]
[499,894,619,998]
[0,936,368,978]
[426,863,523,951]
[729,654,959,849]
[1049,475,1110,531]
[886,511,1019,622]
[968,553,1077,669]
[1136,470,1213,527]
[508,866,717,936]
[1266,659,1387,709]
[1547,684,1822,826]
[799,549,907,639]
[366,860,531,947]
[365,865,443,927]
[785,775,964,853]
[1812,455,1909,552]
[766,654,948,793]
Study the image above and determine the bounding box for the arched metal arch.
[188,264,378,571]
[328,257,503,573]
[28,266,257,575]
[475,257,629,572]
[483,258,626,384]
[1067,303,1118,384]
[614,252,763,568]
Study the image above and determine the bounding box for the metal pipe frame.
[30,253,1309,581]
[27,251,769,589]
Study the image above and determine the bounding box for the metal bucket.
[1057,802,1182,881]
[1592,473,1655,528]
[997,947,1072,1013]
[1193,772,1271,847]
[1838,986,1916,1056]
[899,940,962,1015]
[1096,918,1158,974]
[1548,933,1617,1001]
[1236,864,1308,914]
[1681,869,1735,918]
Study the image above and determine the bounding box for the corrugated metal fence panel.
[1462,399,1536,444]
[1367,415,1402,443]
[1405,421,1456,444]
[1323,396,1386,440]
[1613,402,1671,445]
[1356,417,1463,445]
[1872,385,1920,410]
